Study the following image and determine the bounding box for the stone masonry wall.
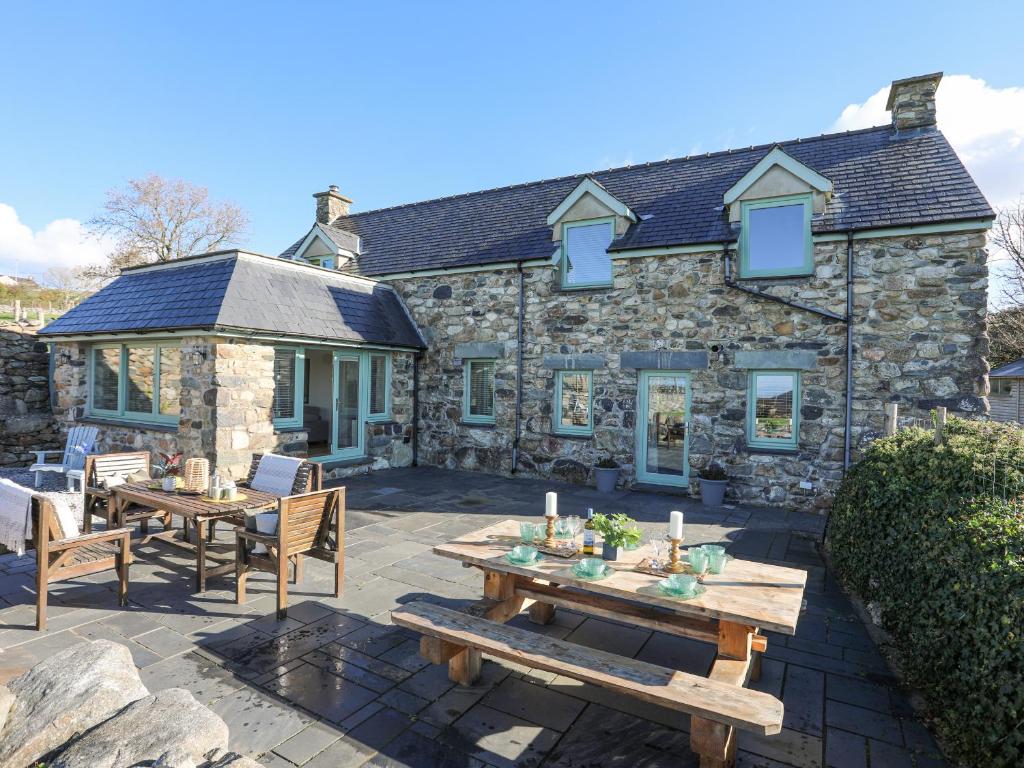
[0,324,61,467]
[391,229,988,512]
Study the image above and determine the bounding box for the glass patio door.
[636,371,690,486]
[332,352,365,459]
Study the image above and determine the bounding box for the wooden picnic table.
[424,518,808,767]
[110,482,280,592]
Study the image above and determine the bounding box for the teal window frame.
[306,255,335,269]
[366,352,392,422]
[272,346,305,429]
[560,217,615,290]
[739,194,813,278]
[87,341,180,426]
[463,359,497,425]
[747,370,801,451]
[553,370,594,436]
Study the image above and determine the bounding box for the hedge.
[827,418,1024,767]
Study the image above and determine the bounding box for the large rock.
[204,751,266,768]
[51,688,229,768]
[0,639,148,767]
[0,686,12,731]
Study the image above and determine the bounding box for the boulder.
[0,686,12,731]
[153,746,200,768]
[204,751,266,768]
[51,688,229,768]
[0,640,148,767]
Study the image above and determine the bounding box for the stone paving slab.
[0,467,946,768]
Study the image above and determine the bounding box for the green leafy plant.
[591,512,642,548]
[827,417,1024,767]
[700,462,727,481]
[595,457,619,470]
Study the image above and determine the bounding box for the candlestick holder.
[665,537,686,573]
[544,515,558,548]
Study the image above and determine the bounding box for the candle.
[669,510,684,540]
[545,492,558,518]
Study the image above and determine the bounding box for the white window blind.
[369,354,388,415]
[467,361,495,418]
[273,349,298,421]
[564,221,613,286]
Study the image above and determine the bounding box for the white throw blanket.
[0,478,33,556]
[49,494,79,540]
[250,454,304,497]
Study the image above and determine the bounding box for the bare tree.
[987,306,1024,369]
[87,174,248,276]
[993,198,1024,306]
[42,267,98,309]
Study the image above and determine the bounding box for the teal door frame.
[635,370,691,487]
[331,350,367,460]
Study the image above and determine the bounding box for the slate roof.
[39,252,426,349]
[281,125,993,276]
[990,359,1024,378]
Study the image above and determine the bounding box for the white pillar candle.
[545,492,558,518]
[669,510,684,540]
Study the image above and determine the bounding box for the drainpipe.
[843,231,855,472]
[723,244,846,322]
[412,352,421,466]
[512,262,525,473]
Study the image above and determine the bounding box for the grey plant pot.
[594,467,619,493]
[601,542,620,561]
[700,478,727,507]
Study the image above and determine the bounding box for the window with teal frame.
[367,353,391,421]
[306,255,335,269]
[747,370,800,450]
[272,347,305,429]
[739,194,813,278]
[561,218,614,289]
[463,359,496,424]
[553,370,593,436]
[88,342,181,426]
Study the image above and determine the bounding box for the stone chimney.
[313,184,352,224]
[886,72,942,132]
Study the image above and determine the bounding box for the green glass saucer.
[505,552,543,566]
[656,582,706,600]
[570,562,613,580]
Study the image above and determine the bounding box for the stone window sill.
[744,443,799,456]
[549,432,593,441]
[458,422,497,430]
[79,416,178,434]
[274,425,307,434]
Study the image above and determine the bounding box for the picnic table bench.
[391,519,808,768]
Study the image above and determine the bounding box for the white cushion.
[250,454,304,497]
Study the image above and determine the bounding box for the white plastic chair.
[29,426,99,490]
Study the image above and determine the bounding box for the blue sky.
[1,1,1022,289]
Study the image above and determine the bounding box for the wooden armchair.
[83,451,170,535]
[235,488,344,619]
[239,453,323,494]
[33,496,131,630]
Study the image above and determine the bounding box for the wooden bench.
[392,600,783,763]
[83,452,171,535]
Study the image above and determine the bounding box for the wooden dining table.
[433,519,808,763]
[110,482,280,592]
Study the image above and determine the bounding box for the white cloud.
[831,74,1024,208]
[0,203,111,280]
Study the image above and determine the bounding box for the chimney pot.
[313,185,353,224]
[886,72,942,132]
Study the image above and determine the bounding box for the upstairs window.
[553,371,593,436]
[739,194,813,278]
[89,342,180,425]
[748,371,800,450]
[463,359,496,424]
[306,255,335,269]
[562,219,614,289]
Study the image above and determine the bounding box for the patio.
[0,467,944,767]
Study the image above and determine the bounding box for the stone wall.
[0,324,61,467]
[391,229,989,512]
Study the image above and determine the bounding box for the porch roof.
[39,251,426,349]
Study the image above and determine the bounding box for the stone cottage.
[41,72,993,511]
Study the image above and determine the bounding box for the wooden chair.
[33,496,132,630]
[82,451,170,535]
[235,488,344,619]
[29,425,99,490]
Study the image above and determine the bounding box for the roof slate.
[281,125,993,276]
[989,359,1024,378]
[40,254,426,348]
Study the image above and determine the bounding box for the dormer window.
[562,219,614,289]
[739,194,813,278]
[305,255,335,269]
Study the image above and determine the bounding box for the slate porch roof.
[281,124,993,276]
[989,359,1024,378]
[39,251,426,349]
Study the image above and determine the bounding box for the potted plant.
[593,457,620,493]
[699,462,728,507]
[155,452,183,491]
[592,512,642,561]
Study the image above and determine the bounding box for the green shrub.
[828,418,1024,766]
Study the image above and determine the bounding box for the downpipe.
[512,262,525,473]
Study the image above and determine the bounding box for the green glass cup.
[703,544,727,574]
[520,521,538,543]
[577,557,606,577]
[663,573,698,596]
[687,547,709,574]
[509,545,538,563]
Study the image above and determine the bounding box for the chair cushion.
[250,455,303,496]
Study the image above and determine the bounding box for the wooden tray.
[634,557,671,578]
[533,542,580,558]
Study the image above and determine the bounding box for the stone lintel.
[542,354,606,370]
[619,351,709,371]
[734,350,818,370]
[454,342,505,360]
